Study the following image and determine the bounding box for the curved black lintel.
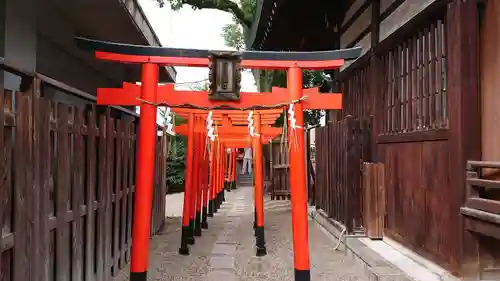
[75,37,361,62]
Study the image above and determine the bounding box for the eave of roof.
[246,0,281,50]
[119,0,177,81]
[247,0,350,51]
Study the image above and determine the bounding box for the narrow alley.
[114,184,369,281]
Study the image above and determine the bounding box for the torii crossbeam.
[76,37,360,281]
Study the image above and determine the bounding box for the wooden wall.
[339,0,441,68]
[326,0,481,276]
[340,0,372,69]
[0,67,168,281]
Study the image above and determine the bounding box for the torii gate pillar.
[288,66,310,281]
[253,113,267,256]
[130,63,159,280]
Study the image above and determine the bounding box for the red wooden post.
[226,148,232,192]
[223,146,228,197]
[254,113,267,256]
[218,142,223,206]
[179,112,195,255]
[231,148,236,188]
[232,148,237,189]
[214,141,220,213]
[221,143,226,203]
[189,119,198,241]
[218,142,225,205]
[130,63,159,281]
[223,146,228,198]
[194,118,203,236]
[201,135,210,228]
[287,66,310,281]
[208,141,216,217]
[229,148,233,183]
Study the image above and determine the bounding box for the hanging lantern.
[208,51,242,101]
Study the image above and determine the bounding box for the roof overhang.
[118,0,177,81]
[247,0,350,51]
[44,0,176,83]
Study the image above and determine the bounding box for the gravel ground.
[114,185,369,281]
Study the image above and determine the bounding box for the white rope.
[247,111,260,137]
[332,227,347,251]
[206,110,216,142]
[164,107,176,136]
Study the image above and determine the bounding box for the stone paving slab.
[205,270,237,281]
[114,186,370,281]
[212,243,237,255]
[209,256,235,269]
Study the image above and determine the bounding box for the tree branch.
[185,0,252,27]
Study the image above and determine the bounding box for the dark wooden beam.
[4,0,37,72]
[76,37,362,62]
[340,0,371,35]
[380,0,405,22]
[341,0,360,24]
[0,0,5,58]
[446,0,481,277]
[369,0,380,163]
[374,1,447,55]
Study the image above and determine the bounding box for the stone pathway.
[114,185,369,281]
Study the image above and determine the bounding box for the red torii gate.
[174,109,282,257]
[76,37,360,281]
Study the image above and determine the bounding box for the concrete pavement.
[114,185,369,281]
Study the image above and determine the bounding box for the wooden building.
[0,0,174,280]
[247,0,500,279]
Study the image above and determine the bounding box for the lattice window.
[341,65,371,120]
[329,64,371,123]
[381,16,448,134]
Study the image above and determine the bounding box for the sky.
[137,0,257,92]
[135,1,325,127]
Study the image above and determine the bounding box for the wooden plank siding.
[313,0,484,277]
[0,68,168,281]
[375,5,459,274]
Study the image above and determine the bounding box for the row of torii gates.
[77,37,360,281]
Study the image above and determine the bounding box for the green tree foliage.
[270,70,325,127]
[220,0,257,49]
[190,80,210,91]
[158,107,187,192]
[166,136,187,193]
[152,0,255,46]
[221,23,245,50]
[154,0,253,27]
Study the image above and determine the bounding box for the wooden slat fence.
[460,160,500,279]
[362,163,385,239]
[306,130,316,205]
[314,116,363,233]
[461,160,500,239]
[0,75,167,281]
[269,138,290,200]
